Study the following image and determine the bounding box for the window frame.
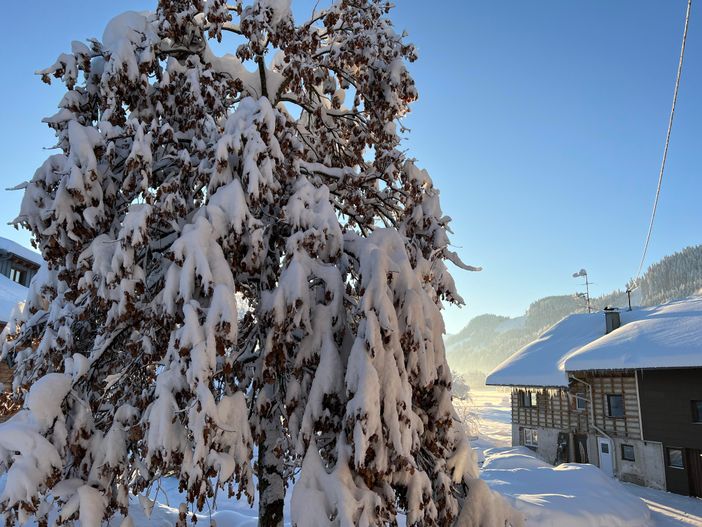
[575,392,587,412]
[9,267,24,284]
[667,448,684,469]
[523,428,539,447]
[518,390,537,408]
[621,444,635,462]
[606,393,625,418]
[692,400,702,424]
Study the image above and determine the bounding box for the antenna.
[572,269,592,313]
[625,282,639,312]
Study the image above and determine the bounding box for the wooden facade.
[510,386,591,464]
[510,373,646,466]
[574,371,642,440]
[510,387,589,431]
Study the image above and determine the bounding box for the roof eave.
[485,381,569,389]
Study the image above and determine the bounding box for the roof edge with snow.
[486,297,702,388]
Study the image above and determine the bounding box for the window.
[600,442,609,454]
[606,394,625,418]
[524,428,538,447]
[621,444,635,462]
[9,267,24,284]
[667,448,684,469]
[519,391,537,408]
[692,400,702,423]
[575,393,587,412]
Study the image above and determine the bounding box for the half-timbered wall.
[511,387,589,431]
[577,371,641,440]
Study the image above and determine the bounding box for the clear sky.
[0,1,699,334]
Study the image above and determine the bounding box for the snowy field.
[463,388,702,527]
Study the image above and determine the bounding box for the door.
[687,448,702,498]
[556,432,569,464]
[598,437,614,477]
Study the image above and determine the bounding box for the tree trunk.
[258,402,285,527]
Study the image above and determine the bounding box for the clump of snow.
[0,412,63,513]
[102,11,155,52]
[481,447,653,527]
[25,373,72,429]
[256,0,292,25]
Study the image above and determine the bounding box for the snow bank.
[482,446,552,470]
[0,274,28,324]
[481,448,653,527]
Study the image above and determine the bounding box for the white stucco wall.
[511,424,666,491]
[614,439,666,490]
[590,435,666,490]
[512,424,564,465]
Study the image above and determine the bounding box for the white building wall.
[615,438,665,490]
[510,423,666,490]
[589,435,666,490]
[512,424,563,465]
[511,423,520,446]
[587,434,599,465]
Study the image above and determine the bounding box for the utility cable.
[635,0,692,280]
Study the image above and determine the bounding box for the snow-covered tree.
[0,1,519,526]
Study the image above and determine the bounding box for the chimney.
[604,307,621,334]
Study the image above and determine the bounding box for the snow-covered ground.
[481,446,653,526]
[2,387,700,526]
[463,388,702,527]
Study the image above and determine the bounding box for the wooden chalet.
[488,298,702,497]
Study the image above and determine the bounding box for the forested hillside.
[637,245,702,305]
[447,244,702,375]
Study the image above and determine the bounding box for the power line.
[635,0,692,280]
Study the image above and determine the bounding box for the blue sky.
[0,1,699,334]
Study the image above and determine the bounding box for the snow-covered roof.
[0,237,42,267]
[485,312,605,388]
[565,297,702,372]
[0,273,28,324]
[486,296,702,388]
